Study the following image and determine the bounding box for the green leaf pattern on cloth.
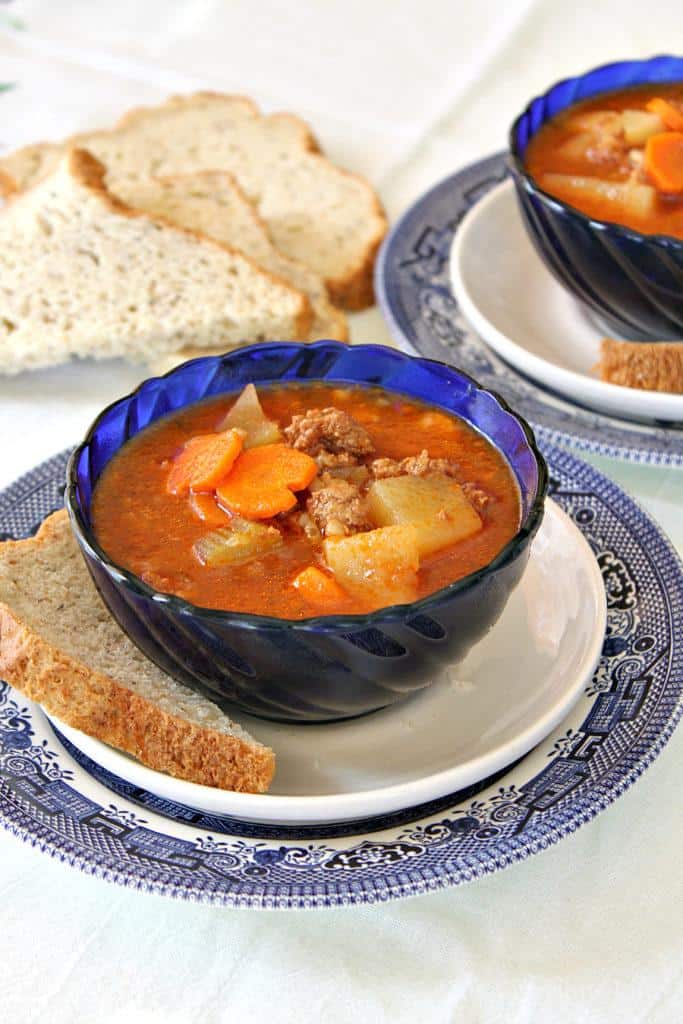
[0,0,25,33]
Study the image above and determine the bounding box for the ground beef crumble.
[315,450,362,469]
[586,135,628,168]
[284,407,374,468]
[370,449,460,480]
[306,472,373,537]
[461,482,491,513]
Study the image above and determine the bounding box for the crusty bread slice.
[0,510,275,792]
[0,92,387,309]
[118,170,349,367]
[598,337,683,393]
[0,148,312,374]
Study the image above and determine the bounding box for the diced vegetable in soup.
[367,475,482,557]
[91,383,521,618]
[323,524,420,606]
[525,83,683,238]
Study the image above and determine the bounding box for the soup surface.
[92,383,521,618]
[525,83,683,238]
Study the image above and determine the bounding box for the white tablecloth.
[1,3,682,1020]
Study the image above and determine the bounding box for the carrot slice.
[292,566,348,605]
[189,491,232,526]
[644,132,683,193]
[646,97,683,133]
[166,429,245,496]
[216,443,318,519]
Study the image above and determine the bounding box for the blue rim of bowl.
[65,341,549,633]
[508,54,683,254]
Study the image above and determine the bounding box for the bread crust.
[0,168,18,198]
[0,511,275,793]
[117,92,323,154]
[598,337,683,393]
[325,187,387,311]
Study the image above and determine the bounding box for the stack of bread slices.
[0,93,388,375]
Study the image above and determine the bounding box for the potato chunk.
[540,174,656,218]
[193,517,282,566]
[622,109,664,146]
[367,474,482,557]
[619,181,658,218]
[219,383,281,448]
[568,110,623,135]
[556,131,596,162]
[323,524,419,606]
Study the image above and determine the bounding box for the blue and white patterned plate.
[0,449,682,909]
[376,152,683,467]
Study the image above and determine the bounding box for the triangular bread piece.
[0,148,311,374]
[0,510,275,792]
[118,170,348,371]
[0,93,387,309]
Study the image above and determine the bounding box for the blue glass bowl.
[509,55,683,340]
[66,342,547,724]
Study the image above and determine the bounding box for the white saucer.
[48,500,606,826]
[450,179,683,424]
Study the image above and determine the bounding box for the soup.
[525,83,683,238]
[91,382,521,618]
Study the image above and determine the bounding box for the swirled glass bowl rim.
[508,54,683,253]
[65,341,548,633]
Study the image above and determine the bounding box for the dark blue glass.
[66,343,547,723]
[509,55,683,340]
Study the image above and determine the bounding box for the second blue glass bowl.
[509,55,683,340]
[66,342,547,724]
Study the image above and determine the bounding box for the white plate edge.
[449,179,683,423]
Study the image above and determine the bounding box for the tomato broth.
[91,383,521,619]
[525,83,683,238]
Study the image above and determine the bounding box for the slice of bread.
[598,338,683,393]
[0,93,387,309]
[0,148,312,374]
[118,170,349,367]
[0,509,275,792]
